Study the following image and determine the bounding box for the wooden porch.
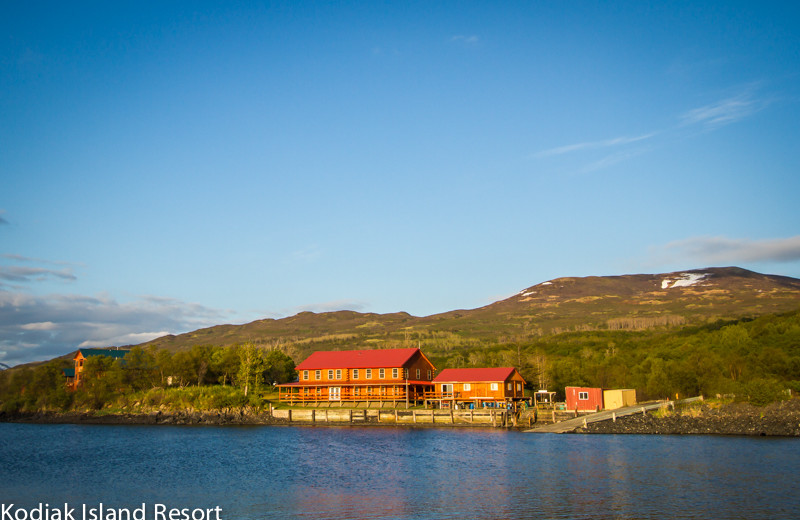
[278,383,432,406]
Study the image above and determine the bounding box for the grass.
[90,385,259,413]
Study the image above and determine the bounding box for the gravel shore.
[576,398,800,436]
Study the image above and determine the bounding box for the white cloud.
[2,254,81,267]
[579,148,650,174]
[0,266,76,283]
[536,133,655,158]
[680,90,763,128]
[533,86,769,176]
[0,291,230,366]
[19,321,58,331]
[79,331,171,348]
[0,255,81,290]
[656,235,800,265]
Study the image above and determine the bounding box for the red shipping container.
[565,386,603,412]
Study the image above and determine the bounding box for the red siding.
[279,348,435,403]
[565,386,603,412]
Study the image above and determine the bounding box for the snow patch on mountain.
[661,273,709,289]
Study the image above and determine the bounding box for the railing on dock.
[278,388,426,404]
[421,391,461,400]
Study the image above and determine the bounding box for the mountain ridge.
[136,267,800,359]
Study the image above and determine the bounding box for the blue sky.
[2,1,799,365]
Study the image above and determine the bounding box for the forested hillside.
[1,267,798,412]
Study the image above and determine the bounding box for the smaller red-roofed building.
[565,386,604,412]
[277,347,435,407]
[431,367,526,409]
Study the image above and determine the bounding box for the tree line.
[2,309,799,412]
[0,343,295,413]
[428,309,800,405]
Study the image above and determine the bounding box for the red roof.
[296,348,423,370]
[433,367,519,383]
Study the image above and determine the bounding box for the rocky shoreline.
[0,409,288,426]
[4,399,800,435]
[576,398,800,436]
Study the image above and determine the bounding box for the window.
[315,370,321,380]
[416,369,420,379]
[354,387,360,396]
[303,371,309,380]
[328,370,334,380]
[517,383,522,392]
[490,383,499,391]
[507,383,512,391]
[379,368,385,379]
[366,369,372,379]
[463,383,471,391]
[353,369,359,379]
[392,368,399,379]
[336,369,342,380]
[578,391,589,400]
[427,370,432,380]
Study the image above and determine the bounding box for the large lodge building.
[277,347,436,407]
[277,347,529,409]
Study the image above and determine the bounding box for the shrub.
[738,378,788,406]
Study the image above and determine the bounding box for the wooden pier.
[524,396,703,433]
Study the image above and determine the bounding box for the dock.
[525,396,703,433]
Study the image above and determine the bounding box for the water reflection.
[1,424,798,520]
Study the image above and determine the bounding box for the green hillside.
[139,267,800,363]
[2,267,799,412]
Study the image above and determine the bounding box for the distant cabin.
[277,347,435,407]
[431,367,526,409]
[70,348,129,390]
[565,386,604,412]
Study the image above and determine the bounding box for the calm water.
[1,423,799,520]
